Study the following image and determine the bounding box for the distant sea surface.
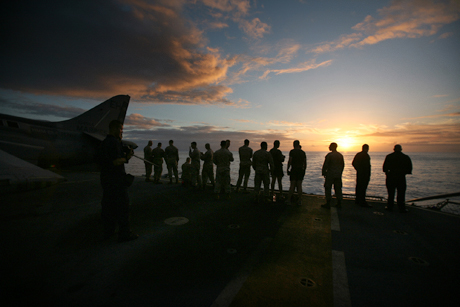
[126,151,460,211]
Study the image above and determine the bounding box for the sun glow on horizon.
[334,136,358,152]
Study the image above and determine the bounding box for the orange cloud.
[238,17,271,39]
[125,113,170,129]
[259,59,333,79]
[310,0,460,53]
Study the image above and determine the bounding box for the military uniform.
[213,147,234,195]
[252,148,274,199]
[236,145,253,191]
[201,149,214,188]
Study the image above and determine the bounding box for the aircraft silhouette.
[0,95,137,193]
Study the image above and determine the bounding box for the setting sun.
[335,136,358,151]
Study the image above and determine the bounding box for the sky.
[1,0,459,153]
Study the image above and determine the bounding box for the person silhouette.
[236,139,253,193]
[143,140,153,182]
[99,120,138,242]
[189,142,201,188]
[165,140,179,184]
[321,142,344,209]
[213,140,234,199]
[201,143,215,189]
[270,140,285,201]
[352,144,372,207]
[286,140,306,206]
[151,142,165,184]
[181,157,192,187]
[252,141,274,203]
[383,144,412,213]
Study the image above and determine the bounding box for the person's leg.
[287,180,296,204]
[322,177,333,208]
[243,165,251,191]
[334,178,343,207]
[254,172,261,201]
[236,165,244,191]
[386,176,396,210]
[396,176,407,212]
[173,164,179,183]
[296,180,302,205]
[262,172,270,199]
[201,167,208,188]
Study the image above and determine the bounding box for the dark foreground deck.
[1,171,459,306]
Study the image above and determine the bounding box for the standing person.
[252,142,274,203]
[144,140,153,182]
[165,140,179,184]
[236,139,253,193]
[151,142,165,184]
[270,140,285,201]
[201,143,215,190]
[321,142,345,209]
[189,142,201,188]
[286,140,307,206]
[383,144,412,213]
[352,144,372,207]
[99,120,138,242]
[213,140,234,199]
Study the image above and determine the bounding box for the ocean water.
[126,151,460,212]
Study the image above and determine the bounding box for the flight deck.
[1,171,459,306]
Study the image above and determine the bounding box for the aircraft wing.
[83,132,105,141]
[0,149,66,194]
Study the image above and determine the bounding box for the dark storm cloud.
[0,0,232,104]
[0,96,85,118]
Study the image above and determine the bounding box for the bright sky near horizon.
[1,0,459,153]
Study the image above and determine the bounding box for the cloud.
[199,0,250,16]
[207,21,229,29]
[310,0,460,53]
[438,31,454,39]
[0,0,235,105]
[259,59,333,79]
[225,42,310,84]
[363,122,460,145]
[407,112,460,119]
[125,113,170,129]
[124,123,295,150]
[238,17,271,39]
[0,97,85,119]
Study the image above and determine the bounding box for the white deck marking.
[332,250,352,307]
[211,237,272,307]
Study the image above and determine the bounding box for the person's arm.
[304,153,307,170]
[340,154,345,172]
[269,153,274,173]
[287,155,292,174]
[322,155,328,177]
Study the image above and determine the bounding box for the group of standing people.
[98,119,413,242]
[320,142,413,214]
[143,140,180,184]
[143,138,413,211]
